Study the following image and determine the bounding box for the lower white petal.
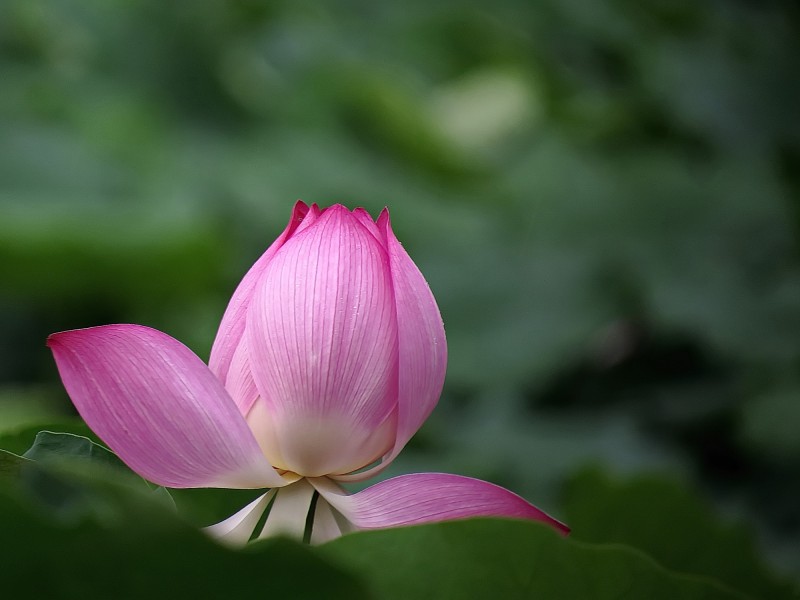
[258,479,316,540]
[310,498,355,544]
[204,490,275,546]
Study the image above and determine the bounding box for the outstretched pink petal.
[48,325,289,489]
[336,210,446,482]
[312,474,569,534]
[246,205,399,477]
[209,200,312,413]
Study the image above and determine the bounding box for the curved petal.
[312,474,569,535]
[209,200,311,407]
[351,207,383,244]
[295,202,324,234]
[310,497,354,544]
[205,490,275,546]
[336,210,446,481]
[247,205,399,477]
[48,325,289,489]
[225,335,259,415]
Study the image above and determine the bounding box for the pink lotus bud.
[209,202,447,479]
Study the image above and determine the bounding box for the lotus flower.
[48,202,568,543]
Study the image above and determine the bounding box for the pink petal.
[246,205,399,477]
[382,211,446,444]
[225,335,259,415]
[312,474,569,535]
[351,207,383,244]
[295,202,324,234]
[209,200,312,413]
[48,325,288,489]
[336,210,446,481]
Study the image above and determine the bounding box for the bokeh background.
[1,0,799,589]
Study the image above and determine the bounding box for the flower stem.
[302,490,320,544]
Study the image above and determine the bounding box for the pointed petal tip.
[47,327,87,350]
[322,203,352,217]
[48,324,146,348]
[352,206,375,221]
[377,206,390,223]
[45,332,61,348]
[553,519,571,536]
[47,326,86,347]
[291,200,311,219]
[289,200,311,224]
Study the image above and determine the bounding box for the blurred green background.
[1,0,799,587]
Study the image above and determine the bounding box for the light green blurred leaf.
[741,388,800,461]
[23,431,125,470]
[0,421,96,454]
[0,386,67,435]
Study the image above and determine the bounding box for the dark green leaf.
[0,448,29,482]
[8,431,168,521]
[150,485,178,511]
[562,468,797,600]
[167,486,265,527]
[0,484,367,600]
[321,518,746,600]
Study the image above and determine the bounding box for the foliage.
[1,0,799,595]
[1,431,788,599]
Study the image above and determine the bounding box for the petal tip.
[45,332,63,348]
[47,325,110,348]
[554,520,571,536]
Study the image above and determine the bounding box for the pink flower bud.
[210,202,447,478]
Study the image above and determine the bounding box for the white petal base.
[258,479,316,540]
[204,490,275,546]
[310,497,355,544]
[205,478,357,546]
